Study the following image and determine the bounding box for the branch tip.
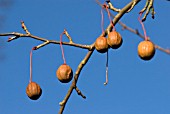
[59,101,65,106]
[75,87,86,99]
[32,47,37,50]
[7,36,19,42]
[21,21,30,34]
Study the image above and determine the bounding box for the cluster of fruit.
[95,30,123,52]
[24,6,156,101]
[95,30,155,61]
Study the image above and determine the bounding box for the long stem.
[138,13,148,40]
[106,6,115,31]
[60,32,66,64]
[101,8,105,33]
[29,49,33,83]
[104,50,109,85]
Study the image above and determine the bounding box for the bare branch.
[75,86,86,99]
[33,41,50,50]
[21,21,30,34]
[59,49,94,114]
[139,0,155,21]
[127,0,141,12]
[105,0,121,12]
[0,32,92,50]
[64,29,73,43]
[105,0,140,13]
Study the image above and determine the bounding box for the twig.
[0,32,92,50]
[21,21,30,34]
[105,0,121,12]
[59,49,94,114]
[75,86,86,99]
[63,29,73,43]
[33,41,50,50]
[105,0,140,13]
[139,0,155,21]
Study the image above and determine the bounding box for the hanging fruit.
[138,40,155,60]
[56,32,73,83]
[107,31,123,49]
[56,64,73,83]
[95,36,108,53]
[26,82,42,100]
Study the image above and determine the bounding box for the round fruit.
[138,40,155,60]
[56,64,73,83]
[107,31,122,49]
[26,82,42,100]
[95,36,108,53]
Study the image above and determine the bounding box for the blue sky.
[0,0,170,114]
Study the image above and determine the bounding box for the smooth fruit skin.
[26,82,42,100]
[138,40,155,60]
[56,64,73,83]
[107,31,122,49]
[95,36,108,53]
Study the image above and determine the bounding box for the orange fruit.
[95,36,108,53]
[138,40,155,60]
[107,31,122,49]
[56,64,73,83]
[26,82,42,100]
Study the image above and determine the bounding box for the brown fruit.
[138,40,155,60]
[107,31,122,49]
[26,82,42,100]
[56,64,73,83]
[95,36,108,53]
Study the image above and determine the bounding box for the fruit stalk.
[138,12,148,41]
[60,32,66,64]
[29,49,33,83]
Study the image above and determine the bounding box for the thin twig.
[64,29,73,43]
[0,32,92,50]
[75,86,86,99]
[139,0,155,21]
[59,48,94,114]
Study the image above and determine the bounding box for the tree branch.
[59,0,141,113]
[0,32,92,50]
[59,48,94,114]
[139,0,155,21]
